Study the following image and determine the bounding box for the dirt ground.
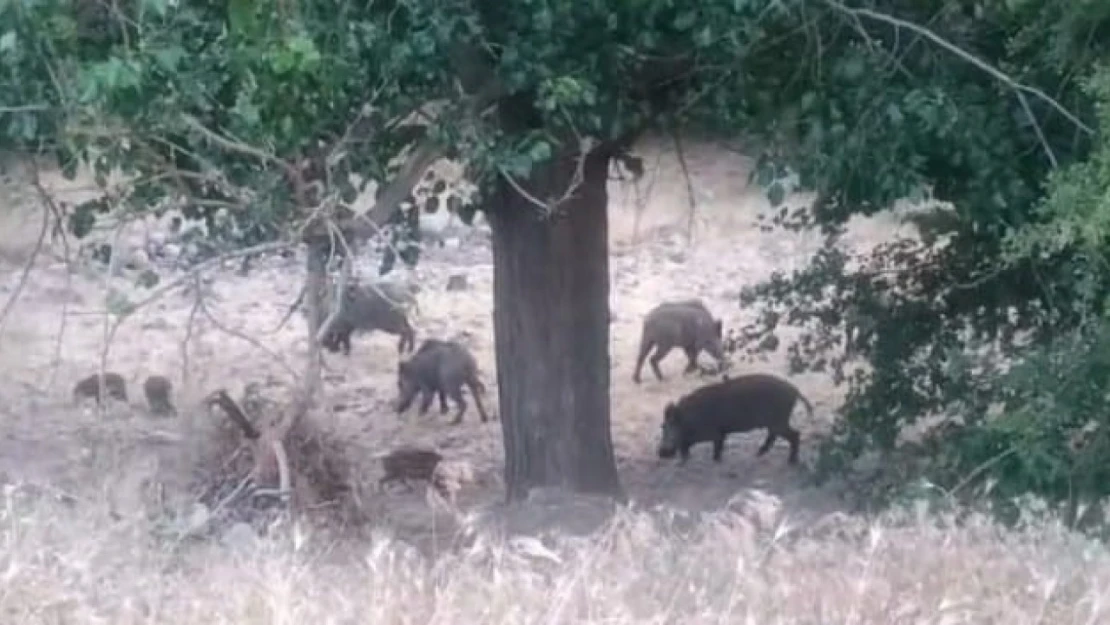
[0,136,923,546]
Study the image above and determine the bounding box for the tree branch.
[306,80,508,244]
[823,0,1094,136]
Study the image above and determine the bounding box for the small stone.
[221,522,260,552]
[446,274,468,291]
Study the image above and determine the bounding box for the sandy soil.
[0,136,921,544]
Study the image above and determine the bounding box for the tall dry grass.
[1,486,1107,624]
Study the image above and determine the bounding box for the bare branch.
[314,225,353,344]
[0,104,51,113]
[180,113,289,172]
[669,125,699,246]
[823,0,1094,136]
[46,195,74,390]
[179,114,312,208]
[179,277,203,394]
[309,82,508,244]
[273,284,307,334]
[0,169,52,341]
[1017,92,1058,169]
[112,241,292,321]
[269,439,291,498]
[206,389,261,439]
[499,136,597,216]
[197,295,301,382]
[95,221,127,419]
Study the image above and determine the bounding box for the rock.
[220,522,261,552]
[446,274,468,291]
[183,503,212,535]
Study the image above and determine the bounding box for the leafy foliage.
[733,8,1110,517]
[4,0,1110,509]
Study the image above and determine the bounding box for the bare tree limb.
[669,124,699,245]
[308,82,508,244]
[196,295,301,382]
[0,104,50,113]
[206,389,261,439]
[499,134,597,217]
[179,276,203,394]
[180,114,312,208]
[1017,92,1058,169]
[314,224,353,344]
[0,169,52,341]
[113,241,293,320]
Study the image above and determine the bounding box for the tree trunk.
[486,147,624,502]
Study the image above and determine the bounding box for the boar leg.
[467,379,491,422]
[418,388,436,415]
[712,434,726,461]
[649,344,674,381]
[679,443,692,464]
[682,345,699,374]
[632,340,655,384]
[781,426,801,464]
[756,431,778,457]
[448,386,468,425]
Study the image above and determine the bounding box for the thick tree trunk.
[486,147,624,502]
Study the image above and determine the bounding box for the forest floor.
[0,137,1104,624]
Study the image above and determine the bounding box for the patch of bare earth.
[1,138,1099,623]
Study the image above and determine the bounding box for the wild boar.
[320,282,417,355]
[396,338,491,424]
[657,373,811,464]
[633,299,726,384]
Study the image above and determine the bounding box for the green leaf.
[68,205,97,239]
[227,0,256,36]
[141,0,170,18]
[695,26,713,47]
[152,46,185,72]
[106,289,134,317]
[754,162,775,187]
[907,185,926,204]
[529,140,552,164]
[673,11,697,31]
[0,31,15,53]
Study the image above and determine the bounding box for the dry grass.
[1,487,1107,624]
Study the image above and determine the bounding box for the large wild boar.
[395,338,491,424]
[633,299,726,384]
[657,373,811,464]
[320,282,417,355]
